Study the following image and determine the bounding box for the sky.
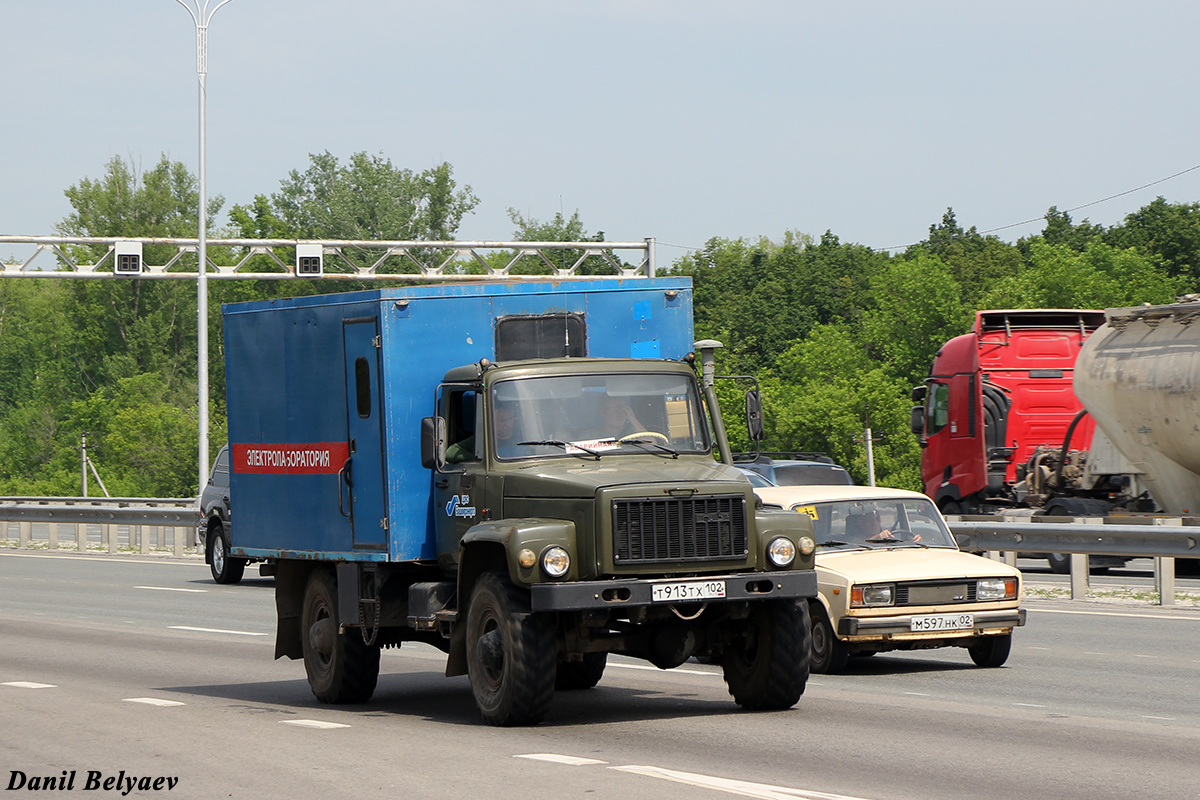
[4,1,1200,268]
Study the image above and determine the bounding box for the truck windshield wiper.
[517,440,604,459]
[605,437,679,458]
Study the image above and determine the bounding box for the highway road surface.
[2,549,1197,800]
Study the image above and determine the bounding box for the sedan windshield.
[490,372,710,460]
[791,497,957,549]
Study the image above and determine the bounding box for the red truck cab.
[913,310,1106,512]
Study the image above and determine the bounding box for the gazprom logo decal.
[445,494,476,519]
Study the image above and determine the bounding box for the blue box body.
[222,278,694,563]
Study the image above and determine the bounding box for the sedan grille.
[612,495,748,564]
[895,581,977,606]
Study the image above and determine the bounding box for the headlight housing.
[977,577,1017,601]
[540,546,570,578]
[851,584,894,607]
[766,536,796,568]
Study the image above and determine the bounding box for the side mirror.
[745,389,764,442]
[910,406,926,436]
[911,385,927,403]
[420,416,447,469]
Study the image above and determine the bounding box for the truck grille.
[612,495,748,564]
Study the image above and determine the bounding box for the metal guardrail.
[948,518,1200,559]
[0,497,200,556]
[947,515,1199,607]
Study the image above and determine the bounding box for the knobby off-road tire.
[301,569,380,704]
[466,571,557,726]
[968,633,1012,668]
[207,523,246,585]
[809,604,848,675]
[722,599,811,710]
[556,652,608,691]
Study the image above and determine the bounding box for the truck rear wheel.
[301,569,380,704]
[556,652,607,690]
[722,599,810,710]
[466,571,556,726]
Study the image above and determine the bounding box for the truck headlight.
[977,577,1017,601]
[851,584,894,607]
[798,536,815,557]
[541,546,570,578]
[767,536,796,568]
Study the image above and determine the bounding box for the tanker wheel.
[809,604,848,675]
[301,569,380,704]
[555,652,608,690]
[968,634,1012,668]
[207,523,245,585]
[466,571,556,726]
[1045,502,1110,574]
[722,599,810,710]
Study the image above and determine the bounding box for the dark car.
[198,444,247,583]
[736,454,853,487]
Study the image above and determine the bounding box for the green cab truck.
[222,277,817,725]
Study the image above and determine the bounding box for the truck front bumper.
[530,570,817,613]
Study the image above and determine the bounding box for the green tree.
[1105,197,1200,285]
[979,240,1185,309]
[763,324,922,489]
[859,251,972,385]
[909,209,1021,307]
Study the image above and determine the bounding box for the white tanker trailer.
[1074,299,1200,520]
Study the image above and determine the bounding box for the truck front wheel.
[301,569,380,704]
[722,599,810,711]
[556,652,607,690]
[465,571,556,726]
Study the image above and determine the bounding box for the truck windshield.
[490,372,711,460]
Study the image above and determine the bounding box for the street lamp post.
[175,0,234,494]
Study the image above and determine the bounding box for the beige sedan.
[754,485,1025,673]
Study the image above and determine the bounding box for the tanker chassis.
[222,279,818,725]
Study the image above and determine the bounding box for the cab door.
[431,384,485,566]
[343,318,387,550]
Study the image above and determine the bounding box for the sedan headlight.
[767,536,796,568]
[977,577,1017,601]
[540,546,571,578]
[851,584,894,607]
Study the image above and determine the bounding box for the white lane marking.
[280,719,350,729]
[2,681,56,689]
[123,697,185,707]
[1133,654,1158,659]
[1014,703,1046,708]
[1030,608,1200,622]
[168,625,268,636]
[608,662,713,676]
[0,552,202,567]
[516,754,608,766]
[1085,651,1105,655]
[1026,646,1050,650]
[903,692,930,697]
[612,765,877,800]
[1141,715,1176,721]
[135,585,207,593]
